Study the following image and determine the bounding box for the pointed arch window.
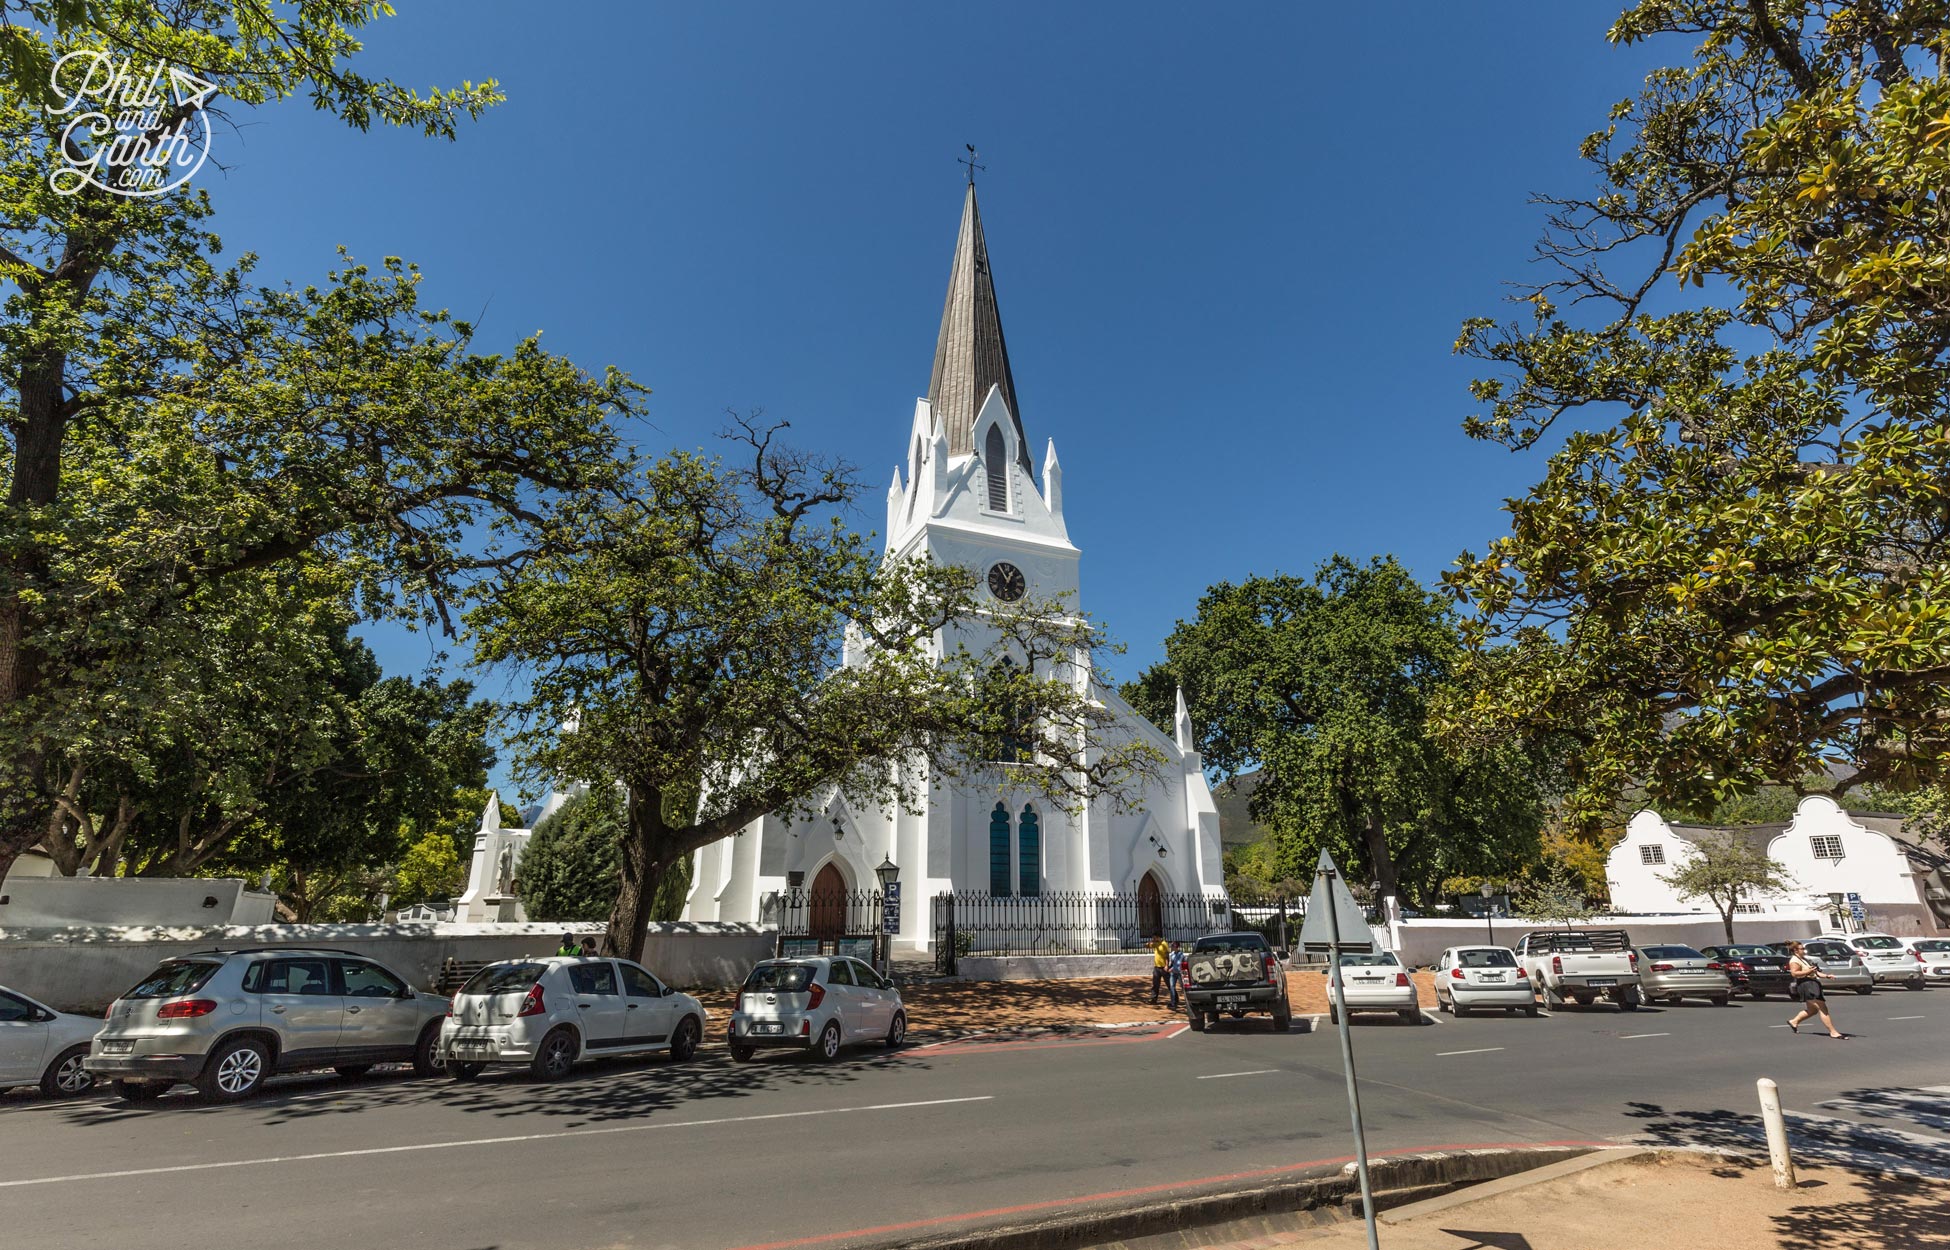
[989,802,1012,896]
[984,423,1008,511]
[1017,805,1041,896]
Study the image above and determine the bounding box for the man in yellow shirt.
[1149,935,1170,1003]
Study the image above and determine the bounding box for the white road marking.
[1165,1024,1190,1039]
[1619,1033,1670,1039]
[913,1032,991,1049]
[1421,1009,1445,1025]
[1887,1015,1926,1021]
[1196,1069,1279,1081]
[1436,1047,1505,1057]
[0,1095,995,1189]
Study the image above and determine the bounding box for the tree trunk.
[1362,813,1401,909]
[608,783,670,962]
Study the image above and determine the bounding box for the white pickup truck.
[1515,929,1642,1011]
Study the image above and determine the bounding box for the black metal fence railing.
[931,890,1231,974]
[775,888,883,961]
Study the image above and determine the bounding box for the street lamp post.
[874,855,900,980]
[1481,882,1496,948]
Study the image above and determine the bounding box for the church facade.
[680,184,1225,952]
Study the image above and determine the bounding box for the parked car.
[1183,932,1291,1032]
[728,956,904,1061]
[0,986,101,1097]
[1516,929,1642,1010]
[1323,951,1422,1025]
[87,948,451,1103]
[443,956,706,1081]
[1904,937,1950,983]
[1432,946,1537,1017]
[1820,932,1928,989]
[1769,939,1875,995]
[1633,945,1732,1006]
[1699,945,1793,999]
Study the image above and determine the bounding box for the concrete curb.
[837,1146,1597,1250]
[1376,1146,1651,1225]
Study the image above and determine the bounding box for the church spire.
[926,181,1031,469]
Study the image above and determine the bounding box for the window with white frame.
[1809,834,1845,861]
[1639,844,1665,866]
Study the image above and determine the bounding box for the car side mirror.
[33,1009,54,1022]
[1275,949,1289,961]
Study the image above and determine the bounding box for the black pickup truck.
[1183,932,1292,1032]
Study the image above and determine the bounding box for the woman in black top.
[1785,941,1846,1039]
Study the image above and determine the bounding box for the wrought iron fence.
[931,889,1231,973]
[775,887,884,960]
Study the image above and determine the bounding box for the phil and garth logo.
[46,49,218,197]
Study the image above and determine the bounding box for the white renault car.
[1324,951,1424,1025]
[441,956,706,1081]
[1,985,101,1097]
[1433,946,1538,1017]
[1905,936,1950,983]
[728,956,905,1061]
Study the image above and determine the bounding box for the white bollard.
[1757,1077,1796,1190]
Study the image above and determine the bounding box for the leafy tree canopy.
[1127,556,1548,909]
[518,786,623,925]
[1445,1,1950,826]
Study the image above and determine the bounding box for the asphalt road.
[1,987,1945,1250]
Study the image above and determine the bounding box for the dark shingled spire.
[926,182,1030,468]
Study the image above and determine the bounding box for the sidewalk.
[1240,1150,1948,1248]
[694,970,1442,1038]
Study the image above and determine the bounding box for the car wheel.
[334,1065,374,1079]
[1454,1003,1471,1018]
[1327,1005,1340,1026]
[1272,1004,1292,1032]
[448,1062,484,1082]
[1855,985,1874,996]
[529,1028,578,1081]
[1525,1005,1540,1018]
[1618,991,1640,1012]
[198,1036,270,1102]
[1188,1009,1206,1032]
[1751,991,1768,1001]
[669,1015,701,1063]
[884,1011,907,1050]
[113,1079,165,1103]
[411,1023,446,1077]
[815,1021,842,1062]
[1906,976,1926,991]
[40,1044,94,1098]
[729,1040,757,1063]
[1398,1008,1420,1025]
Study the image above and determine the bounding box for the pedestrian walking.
[1785,940,1847,1039]
[1167,941,1188,1011]
[1148,934,1170,1003]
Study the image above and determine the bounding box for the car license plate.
[1478,972,1505,982]
[451,1040,489,1055]
[753,1022,783,1035]
[1586,978,1616,987]
[1215,994,1247,1008]
[99,1040,134,1055]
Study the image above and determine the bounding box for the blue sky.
[204,4,1671,802]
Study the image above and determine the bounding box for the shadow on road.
[1769,1172,1948,1250]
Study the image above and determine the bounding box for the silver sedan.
[1633,946,1732,1005]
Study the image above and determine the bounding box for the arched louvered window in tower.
[984,423,1008,510]
[1017,806,1041,896]
[989,802,1012,896]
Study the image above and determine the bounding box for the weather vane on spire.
[958,143,985,186]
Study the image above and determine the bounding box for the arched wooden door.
[809,863,847,942]
[1137,872,1164,940]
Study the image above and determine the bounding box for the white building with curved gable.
[680,183,1225,950]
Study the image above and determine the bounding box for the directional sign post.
[1298,850,1382,1250]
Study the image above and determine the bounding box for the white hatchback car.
[1,985,101,1097]
[1324,951,1423,1025]
[441,956,707,1082]
[728,956,905,1061]
[1906,936,1950,983]
[1821,932,1927,988]
[1433,946,1538,1017]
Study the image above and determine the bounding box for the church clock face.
[987,561,1027,602]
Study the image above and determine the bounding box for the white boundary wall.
[0,921,775,1012]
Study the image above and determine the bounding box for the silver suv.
[86,948,451,1103]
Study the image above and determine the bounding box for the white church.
[678,183,1227,952]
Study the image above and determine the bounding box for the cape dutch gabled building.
[680,184,1226,952]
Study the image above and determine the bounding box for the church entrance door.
[809,864,847,942]
[1137,873,1163,939]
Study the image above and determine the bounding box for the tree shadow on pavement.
[33,1046,931,1129]
[1768,1173,1949,1250]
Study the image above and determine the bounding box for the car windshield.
[461,963,545,995]
[1641,946,1705,960]
[1457,949,1515,968]
[1338,953,1399,967]
[123,960,220,999]
[1914,940,1950,953]
[1806,945,1850,960]
[1855,936,1903,950]
[743,964,815,993]
[1193,935,1268,952]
